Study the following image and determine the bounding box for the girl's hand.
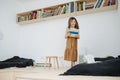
[77,35,80,39]
[65,28,70,39]
[65,32,70,38]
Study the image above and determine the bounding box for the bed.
[61,56,120,76]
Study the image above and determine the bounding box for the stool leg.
[48,58,51,69]
[54,58,56,69]
[45,57,48,68]
[56,57,59,69]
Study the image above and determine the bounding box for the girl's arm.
[77,29,80,39]
[65,28,70,39]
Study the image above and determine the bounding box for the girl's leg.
[71,61,75,67]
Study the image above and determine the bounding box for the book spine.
[85,3,94,10]
[100,0,106,8]
[94,0,99,8]
[65,4,70,13]
[98,0,103,8]
[103,0,110,7]
[61,5,66,14]
[70,2,74,12]
[83,2,86,11]
[111,0,115,5]
[18,17,21,22]
[74,2,77,12]
[80,2,84,11]
[95,0,100,8]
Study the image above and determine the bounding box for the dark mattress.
[61,58,120,76]
[0,56,34,69]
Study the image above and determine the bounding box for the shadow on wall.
[0,31,3,40]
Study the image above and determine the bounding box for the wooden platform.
[0,67,120,80]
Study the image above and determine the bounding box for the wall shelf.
[16,0,118,25]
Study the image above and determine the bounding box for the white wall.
[0,0,20,60]
[0,0,120,65]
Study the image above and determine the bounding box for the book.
[74,2,77,12]
[94,0,103,8]
[100,0,106,8]
[80,1,84,11]
[69,28,79,38]
[32,11,37,19]
[110,0,115,5]
[65,4,70,13]
[58,6,62,15]
[85,2,95,10]
[94,0,99,8]
[37,10,42,19]
[98,0,103,8]
[83,2,86,11]
[70,2,74,12]
[77,1,83,11]
[61,5,66,14]
[103,0,110,7]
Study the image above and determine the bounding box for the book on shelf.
[61,5,66,14]
[77,1,82,11]
[74,2,77,12]
[79,1,84,11]
[83,2,86,11]
[17,17,20,22]
[57,6,63,15]
[103,0,110,6]
[32,11,37,19]
[18,15,28,22]
[110,0,115,5]
[85,2,95,10]
[75,1,85,11]
[94,0,103,8]
[94,0,116,8]
[65,3,70,13]
[104,0,116,6]
[100,0,106,8]
[57,5,67,15]
[41,8,54,18]
[24,16,28,21]
[37,10,42,19]
[70,2,74,12]
[53,8,59,15]
[26,11,37,20]
[28,12,32,20]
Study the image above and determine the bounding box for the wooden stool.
[46,56,59,69]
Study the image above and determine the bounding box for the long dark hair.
[68,17,79,29]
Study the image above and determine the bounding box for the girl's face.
[70,19,76,28]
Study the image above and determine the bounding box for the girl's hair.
[68,17,79,29]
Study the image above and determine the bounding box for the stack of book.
[17,15,29,22]
[69,28,79,38]
[17,11,38,22]
[94,0,116,8]
[85,2,95,10]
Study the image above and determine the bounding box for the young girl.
[64,17,80,68]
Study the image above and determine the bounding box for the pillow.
[94,56,115,61]
[84,54,95,63]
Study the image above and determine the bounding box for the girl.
[64,17,80,68]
